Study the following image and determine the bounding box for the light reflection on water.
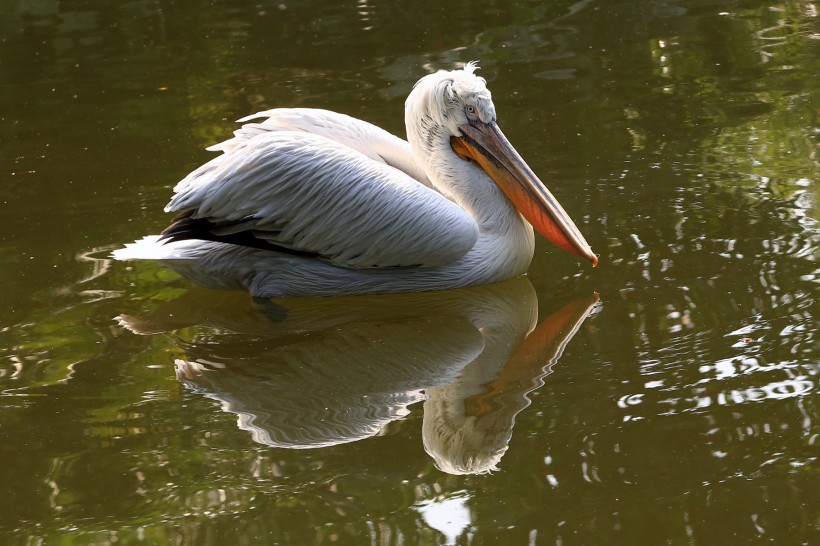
[0,0,817,543]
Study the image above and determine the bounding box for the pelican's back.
[208,108,432,188]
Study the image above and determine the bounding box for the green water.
[0,0,817,544]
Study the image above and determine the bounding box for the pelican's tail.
[112,235,266,293]
[111,236,212,261]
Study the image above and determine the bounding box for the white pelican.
[115,62,597,297]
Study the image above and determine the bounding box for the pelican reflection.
[118,278,598,474]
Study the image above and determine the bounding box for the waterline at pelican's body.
[114,62,597,297]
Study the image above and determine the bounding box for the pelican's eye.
[465,105,477,118]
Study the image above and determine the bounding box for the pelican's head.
[405,61,497,139]
[405,62,598,267]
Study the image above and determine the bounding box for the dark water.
[1,0,817,544]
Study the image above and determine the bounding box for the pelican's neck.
[407,124,520,228]
[407,123,535,275]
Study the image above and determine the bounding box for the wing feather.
[208,108,432,188]
[166,131,478,269]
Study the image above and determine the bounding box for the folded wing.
[164,129,478,269]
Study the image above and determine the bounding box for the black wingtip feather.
[159,209,318,258]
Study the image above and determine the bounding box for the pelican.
[114,62,597,297]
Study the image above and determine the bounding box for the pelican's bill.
[451,120,598,267]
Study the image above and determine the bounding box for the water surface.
[0,0,817,544]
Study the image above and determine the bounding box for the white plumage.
[115,62,596,297]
